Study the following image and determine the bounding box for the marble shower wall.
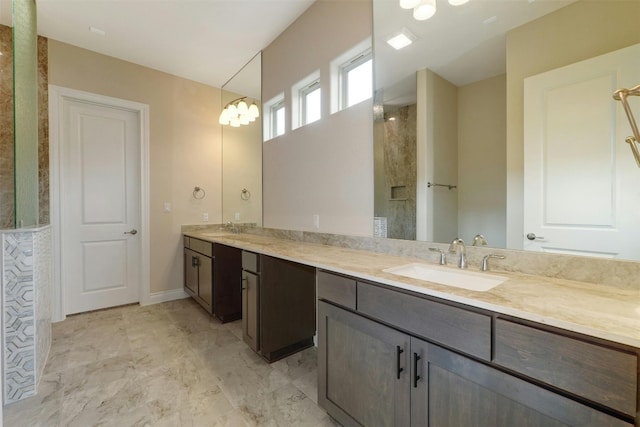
[0,25,14,229]
[376,105,417,240]
[2,226,52,403]
[0,24,49,229]
[38,35,49,226]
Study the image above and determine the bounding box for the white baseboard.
[145,288,190,305]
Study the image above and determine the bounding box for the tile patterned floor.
[3,298,338,426]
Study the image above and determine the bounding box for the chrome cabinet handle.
[526,233,544,241]
[124,229,138,235]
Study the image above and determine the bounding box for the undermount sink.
[383,263,506,292]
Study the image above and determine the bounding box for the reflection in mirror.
[373,0,640,260]
[221,52,262,226]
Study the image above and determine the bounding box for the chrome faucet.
[225,221,240,234]
[429,248,447,265]
[448,238,467,269]
[481,254,505,271]
[472,234,488,246]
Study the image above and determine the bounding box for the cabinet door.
[242,270,260,351]
[318,301,410,427]
[184,248,198,296]
[198,254,213,309]
[416,342,632,427]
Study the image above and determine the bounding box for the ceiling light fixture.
[219,96,260,127]
[405,0,470,22]
[386,28,417,50]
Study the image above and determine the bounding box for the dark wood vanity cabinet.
[184,237,213,313]
[259,255,316,362]
[241,251,316,362]
[183,237,241,322]
[317,270,637,427]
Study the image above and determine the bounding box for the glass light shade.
[237,100,249,115]
[230,117,240,127]
[399,0,421,9]
[219,113,230,125]
[414,0,436,20]
[248,103,260,118]
[226,103,238,116]
[239,115,250,125]
[448,0,469,5]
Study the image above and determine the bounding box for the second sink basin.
[383,263,506,292]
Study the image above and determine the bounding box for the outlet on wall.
[235,212,241,221]
[313,214,320,229]
[163,202,171,213]
[202,213,209,222]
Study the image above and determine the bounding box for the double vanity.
[183,227,639,427]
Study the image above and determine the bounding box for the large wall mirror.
[221,52,263,226]
[373,0,640,260]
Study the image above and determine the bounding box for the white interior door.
[61,98,141,314]
[524,43,640,259]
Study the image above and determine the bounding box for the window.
[263,93,285,141]
[330,40,373,114]
[342,52,372,108]
[292,71,321,130]
[272,101,285,137]
[301,81,321,125]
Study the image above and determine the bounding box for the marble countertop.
[184,230,640,349]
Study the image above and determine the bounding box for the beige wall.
[262,0,374,235]
[458,74,506,248]
[424,70,458,243]
[48,40,222,294]
[505,0,640,248]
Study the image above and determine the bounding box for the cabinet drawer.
[189,238,212,257]
[358,283,491,360]
[317,270,356,310]
[242,250,259,273]
[494,318,637,416]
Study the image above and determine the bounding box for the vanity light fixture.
[404,0,470,22]
[219,96,260,127]
[386,28,417,50]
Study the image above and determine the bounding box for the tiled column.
[1,226,51,403]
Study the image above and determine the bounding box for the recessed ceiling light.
[386,28,417,51]
[89,26,106,36]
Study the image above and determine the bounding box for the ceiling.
[374,0,576,104]
[0,0,315,88]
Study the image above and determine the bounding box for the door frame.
[49,85,151,322]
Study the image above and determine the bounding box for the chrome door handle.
[124,229,138,235]
[526,233,544,241]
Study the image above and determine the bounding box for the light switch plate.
[313,214,320,229]
[163,202,171,213]
[202,213,209,222]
